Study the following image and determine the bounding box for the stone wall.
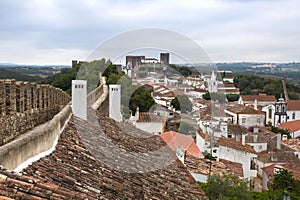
[0,79,70,145]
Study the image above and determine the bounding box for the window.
[258,145,262,150]
[75,85,77,89]
[292,112,296,120]
[269,108,272,119]
[257,118,261,123]
[242,118,246,123]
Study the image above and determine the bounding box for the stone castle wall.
[0,79,71,145]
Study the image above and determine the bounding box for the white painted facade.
[225,110,265,129]
[191,172,208,183]
[109,85,122,122]
[218,145,257,179]
[72,80,87,120]
[135,121,164,134]
[287,110,300,122]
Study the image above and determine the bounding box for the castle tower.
[72,80,87,120]
[160,53,169,65]
[109,85,122,122]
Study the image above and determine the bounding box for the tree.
[201,174,250,200]
[171,95,192,114]
[268,169,300,199]
[226,94,240,102]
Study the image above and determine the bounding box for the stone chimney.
[276,133,281,150]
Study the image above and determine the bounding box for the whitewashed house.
[238,94,276,107]
[130,108,165,134]
[286,100,300,122]
[225,104,265,129]
[216,137,258,180]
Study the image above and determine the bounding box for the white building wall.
[109,85,122,122]
[72,80,87,120]
[196,133,206,152]
[191,172,208,183]
[135,122,163,134]
[218,145,257,179]
[247,143,268,153]
[238,114,265,128]
[287,110,300,122]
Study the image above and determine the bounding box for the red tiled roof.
[282,139,300,151]
[184,156,243,177]
[217,138,257,154]
[257,151,300,163]
[137,112,164,123]
[0,111,208,199]
[286,100,300,111]
[240,94,276,102]
[161,131,204,158]
[262,164,300,180]
[279,120,300,132]
[226,104,265,115]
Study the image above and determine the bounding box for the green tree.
[268,169,300,199]
[226,94,240,102]
[202,174,250,200]
[171,95,193,114]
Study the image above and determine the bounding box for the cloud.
[0,0,300,64]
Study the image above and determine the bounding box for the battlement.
[0,79,71,145]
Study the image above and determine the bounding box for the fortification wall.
[0,79,71,145]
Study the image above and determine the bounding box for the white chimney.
[72,80,87,120]
[276,133,281,150]
[109,85,122,122]
[254,99,258,110]
[242,134,246,146]
[135,107,140,121]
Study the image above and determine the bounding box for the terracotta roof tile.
[161,131,204,158]
[282,139,300,151]
[226,104,265,115]
[279,120,300,132]
[257,151,300,163]
[0,110,208,199]
[185,156,243,177]
[137,112,164,123]
[240,94,276,102]
[286,100,300,111]
[217,138,257,154]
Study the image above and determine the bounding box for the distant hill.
[0,68,42,82]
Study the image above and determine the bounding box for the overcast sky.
[1,0,300,65]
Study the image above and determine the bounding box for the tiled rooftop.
[161,131,204,158]
[286,100,300,111]
[137,112,165,123]
[282,139,300,151]
[240,94,276,102]
[217,138,257,154]
[278,120,300,132]
[257,151,300,164]
[226,104,265,115]
[0,111,208,199]
[261,164,300,180]
[185,156,243,177]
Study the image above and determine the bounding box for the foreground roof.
[0,111,207,199]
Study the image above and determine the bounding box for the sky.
[1,0,300,65]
